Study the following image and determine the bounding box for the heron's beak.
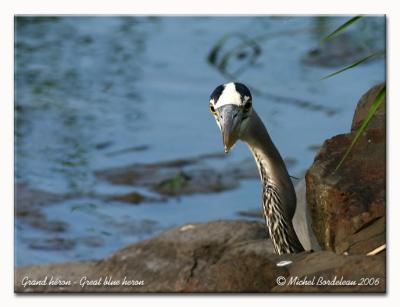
[218,104,241,153]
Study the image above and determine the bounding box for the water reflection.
[15,16,152,191]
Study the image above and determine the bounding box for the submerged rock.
[301,33,372,67]
[106,191,165,204]
[15,220,385,293]
[95,153,259,197]
[15,182,70,215]
[15,183,72,233]
[28,218,69,233]
[306,84,386,252]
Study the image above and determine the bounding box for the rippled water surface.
[15,16,385,266]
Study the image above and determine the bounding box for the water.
[15,16,385,266]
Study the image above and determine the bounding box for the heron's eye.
[209,104,217,115]
[244,101,252,112]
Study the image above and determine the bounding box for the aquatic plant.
[319,16,386,171]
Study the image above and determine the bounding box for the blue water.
[15,16,385,266]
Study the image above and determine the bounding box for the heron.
[209,82,313,255]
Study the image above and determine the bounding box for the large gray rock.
[15,220,385,293]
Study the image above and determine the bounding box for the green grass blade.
[322,16,362,42]
[335,85,386,172]
[321,53,377,80]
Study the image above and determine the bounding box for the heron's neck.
[240,110,304,254]
[240,111,293,195]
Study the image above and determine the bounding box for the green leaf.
[322,16,362,42]
[335,85,386,172]
[321,53,378,80]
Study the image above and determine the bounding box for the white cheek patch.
[216,82,242,107]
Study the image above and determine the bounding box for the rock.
[92,220,280,293]
[95,153,258,197]
[15,220,385,293]
[15,183,71,232]
[335,216,385,255]
[351,83,386,131]
[106,191,165,204]
[272,251,385,293]
[28,218,69,233]
[15,182,69,215]
[306,84,386,252]
[301,33,371,67]
[153,170,237,196]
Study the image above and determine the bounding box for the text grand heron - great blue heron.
[209,82,308,255]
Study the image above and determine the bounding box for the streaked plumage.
[209,82,304,254]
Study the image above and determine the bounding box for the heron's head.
[209,82,253,153]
